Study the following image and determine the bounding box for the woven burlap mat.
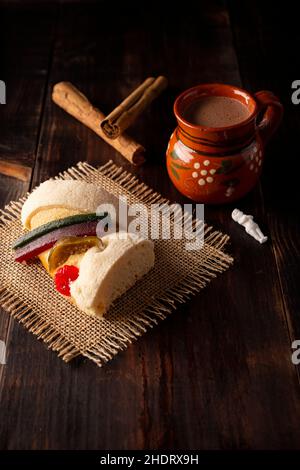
[0,161,233,366]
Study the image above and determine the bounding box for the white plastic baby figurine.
[232,209,268,244]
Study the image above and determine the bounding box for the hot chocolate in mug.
[166,83,283,204]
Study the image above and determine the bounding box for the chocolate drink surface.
[183,96,251,128]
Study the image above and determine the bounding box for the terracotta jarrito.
[166,83,283,203]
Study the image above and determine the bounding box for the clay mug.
[166,83,283,203]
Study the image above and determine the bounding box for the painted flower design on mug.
[191,160,216,186]
[170,149,242,199]
[243,143,263,174]
[248,149,263,173]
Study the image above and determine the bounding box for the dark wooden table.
[0,0,300,450]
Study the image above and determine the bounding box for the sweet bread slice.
[13,180,155,317]
[21,180,115,229]
[70,232,155,316]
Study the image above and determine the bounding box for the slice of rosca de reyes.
[19,180,155,317]
[21,179,115,230]
[70,232,155,317]
[20,180,114,271]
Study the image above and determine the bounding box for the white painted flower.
[198,178,206,186]
[203,160,210,166]
[192,172,198,178]
[200,170,207,176]
[194,162,200,169]
[206,176,214,183]
[209,169,216,175]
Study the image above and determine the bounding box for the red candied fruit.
[54,265,79,297]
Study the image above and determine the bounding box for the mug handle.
[254,91,283,146]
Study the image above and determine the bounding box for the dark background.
[0,0,300,450]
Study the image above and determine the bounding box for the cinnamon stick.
[100,76,168,139]
[52,82,145,165]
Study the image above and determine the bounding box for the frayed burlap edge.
[0,161,233,366]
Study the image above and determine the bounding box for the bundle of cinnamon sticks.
[100,76,167,139]
[52,76,167,165]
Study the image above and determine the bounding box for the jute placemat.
[0,161,233,367]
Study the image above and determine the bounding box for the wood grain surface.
[0,0,299,450]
